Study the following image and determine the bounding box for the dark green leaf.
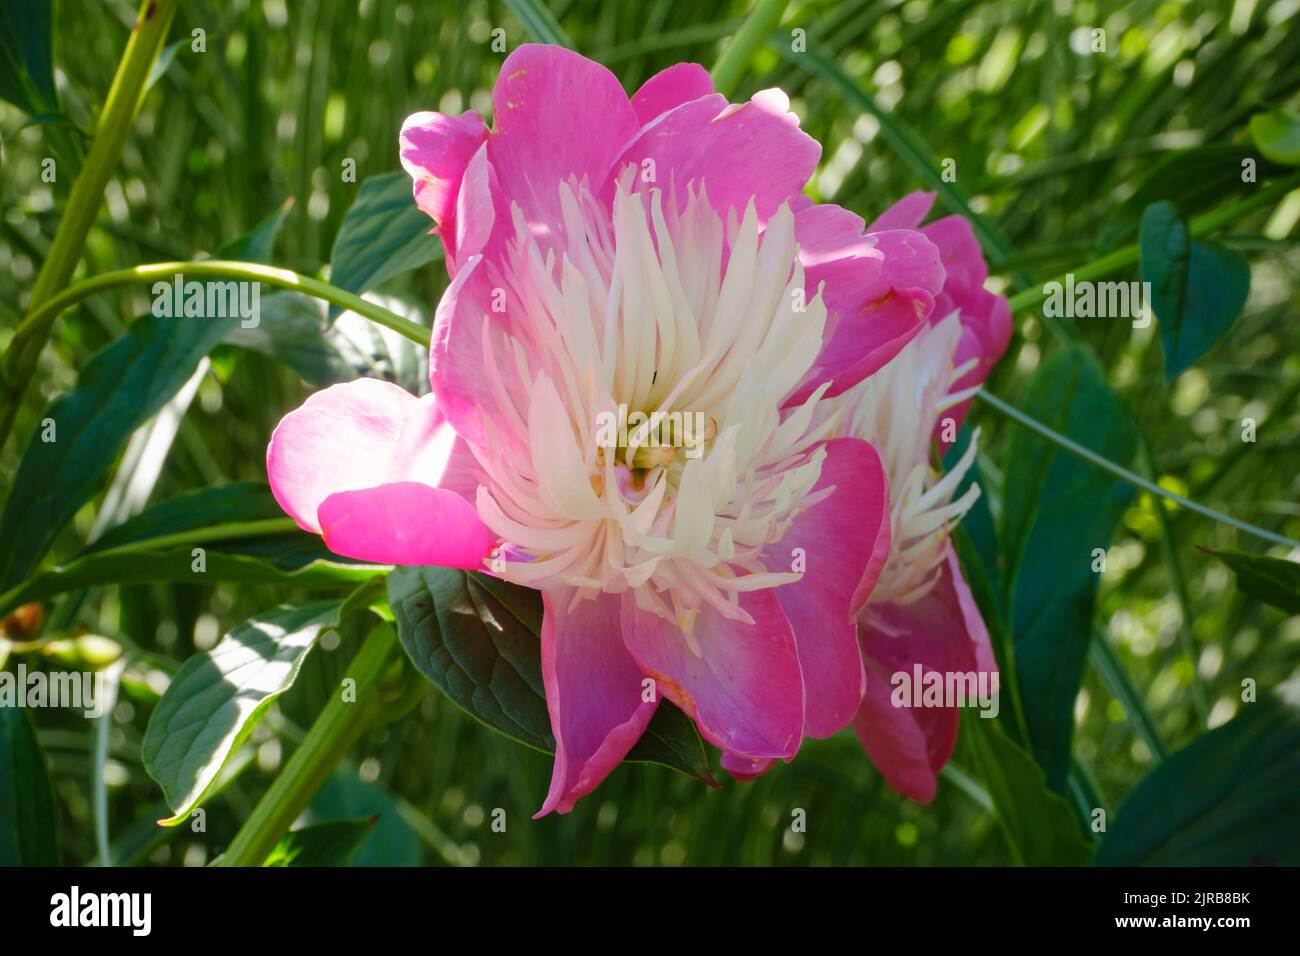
[1140,200,1250,380]
[1204,548,1300,614]
[0,0,56,114]
[328,171,442,316]
[387,566,715,783]
[1094,691,1300,865]
[0,707,60,865]
[262,818,376,867]
[87,482,282,552]
[0,312,237,591]
[956,710,1092,865]
[215,200,292,263]
[142,602,340,824]
[227,292,427,390]
[308,769,421,867]
[1001,347,1137,790]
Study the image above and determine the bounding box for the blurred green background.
[2,0,1298,866]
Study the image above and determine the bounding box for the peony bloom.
[267,44,1001,813]
[723,194,1012,798]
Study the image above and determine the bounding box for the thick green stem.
[2,260,430,382]
[0,0,178,451]
[710,0,789,97]
[221,624,401,867]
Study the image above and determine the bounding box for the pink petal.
[619,591,804,759]
[853,547,995,802]
[536,589,658,817]
[864,196,1012,435]
[607,90,820,224]
[428,256,499,448]
[318,481,495,569]
[630,62,713,125]
[721,751,776,781]
[867,190,936,232]
[399,110,489,264]
[922,215,1013,432]
[487,44,640,247]
[450,143,502,270]
[266,378,494,568]
[766,438,890,738]
[787,222,944,405]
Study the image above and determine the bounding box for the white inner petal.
[468,172,831,632]
[829,311,981,609]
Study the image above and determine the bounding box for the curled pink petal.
[266,378,494,568]
[721,751,776,781]
[853,547,997,802]
[399,110,489,264]
[267,378,473,533]
[536,589,658,817]
[319,481,495,569]
[787,219,944,405]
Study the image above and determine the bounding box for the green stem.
[0,0,178,451]
[0,518,302,618]
[975,388,1300,550]
[1006,171,1300,317]
[710,0,789,97]
[3,260,429,382]
[221,623,401,867]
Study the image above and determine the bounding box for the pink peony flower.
[267,44,1004,813]
[722,194,1012,798]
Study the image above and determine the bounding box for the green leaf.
[387,566,715,784]
[262,817,376,867]
[308,769,422,866]
[0,312,237,591]
[0,707,60,865]
[1250,107,1300,166]
[0,0,56,115]
[228,292,426,390]
[504,0,572,46]
[1094,691,1300,865]
[1001,347,1137,790]
[1,546,379,615]
[142,602,341,825]
[215,200,293,263]
[87,482,282,551]
[328,171,443,316]
[1203,548,1300,615]
[144,38,183,95]
[956,710,1092,865]
[1140,200,1250,380]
